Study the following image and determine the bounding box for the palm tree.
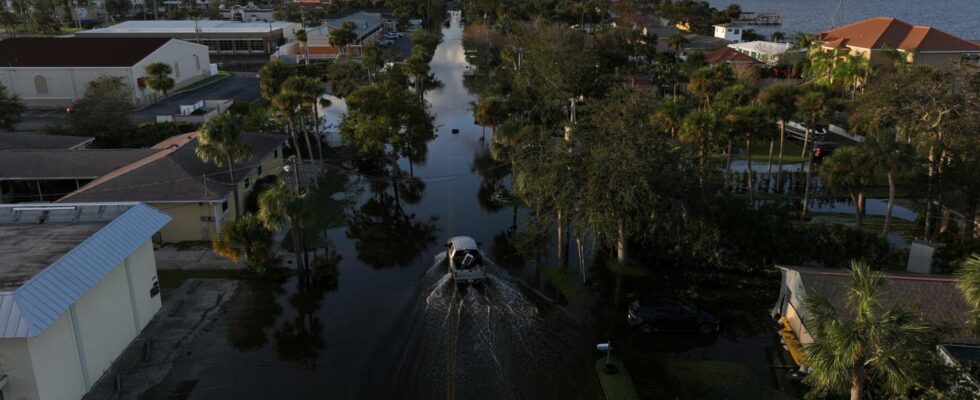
[144,62,175,102]
[651,97,687,138]
[196,113,253,218]
[328,21,359,60]
[758,84,799,192]
[144,62,178,132]
[667,32,688,57]
[282,76,326,167]
[295,28,310,65]
[271,89,305,191]
[258,181,307,272]
[258,60,290,102]
[796,88,833,215]
[212,214,278,275]
[956,255,980,334]
[803,261,933,400]
[818,145,876,227]
[679,109,719,179]
[724,102,769,200]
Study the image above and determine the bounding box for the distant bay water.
[706,0,980,39]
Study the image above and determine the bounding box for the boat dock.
[735,12,782,26]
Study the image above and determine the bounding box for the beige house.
[816,17,980,69]
[58,132,287,243]
[772,265,976,369]
[0,37,211,107]
[0,132,285,243]
[0,203,171,400]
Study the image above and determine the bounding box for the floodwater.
[148,11,599,400]
[706,0,980,38]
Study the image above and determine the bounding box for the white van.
[446,236,487,286]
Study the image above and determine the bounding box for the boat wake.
[393,253,587,400]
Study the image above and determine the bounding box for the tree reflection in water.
[226,249,342,370]
[345,185,437,269]
[227,277,287,351]
[275,251,341,368]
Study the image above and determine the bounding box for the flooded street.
[146,12,599,400]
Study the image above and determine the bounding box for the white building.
[728,40,796,65]
[0,203,171,400]
[76,20,301,58]
[276,10,396,63]
[220,3,276,22]
[0,37,210,107]
[713,23,743,43]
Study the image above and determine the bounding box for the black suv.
[627,298,720,334]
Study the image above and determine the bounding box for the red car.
[813,142,840,159]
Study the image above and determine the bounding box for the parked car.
[378,39,393,46]
[627,298,720,334]
[446,236,487,286]
[786,121,828,141]
[812,141,840,159]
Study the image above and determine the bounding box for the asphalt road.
[130,73,261,122]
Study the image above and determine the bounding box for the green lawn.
[596,357,640,400]
[737,139,805,163]
[539,266,595,306]
[811,212,918,242]
[157,269,251,289]
[175,71,231,94]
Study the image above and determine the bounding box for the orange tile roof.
[817,17,980,52]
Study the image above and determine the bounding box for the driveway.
[10,107,68,132]
[130,73,261,122]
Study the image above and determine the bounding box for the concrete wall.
[0,67,134,107]
[0,337,39,400]
[0,39,210,107]
[0,239,161,400]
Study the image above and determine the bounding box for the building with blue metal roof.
[0,203,171,400]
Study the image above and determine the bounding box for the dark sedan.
[627,298,720,334]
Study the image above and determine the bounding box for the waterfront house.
[815,17,980,68]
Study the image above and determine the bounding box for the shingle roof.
[0,132,94,150]
[60,133,285,203]
[0,149,160,180]
[817,17,980,53]
[0,37,172,67]
[703,47,761,65]
[784,266,976,344]
[0,203,171,338]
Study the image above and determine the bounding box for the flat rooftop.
[80,20,294,34]
[0,204,136,292]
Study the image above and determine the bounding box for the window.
[234,40,249,52]
[173,62,180,78]
[34,75,48,95]
[221,200,228,212]
[244,176,251,189]
[251,40,265,52]
[257,165,263,175]
[274,149,279,159]
[734,29,740,34]
[203,40,219,52]
[219,40,233,52]
[194,54,200,70]
[200,215,215,222]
